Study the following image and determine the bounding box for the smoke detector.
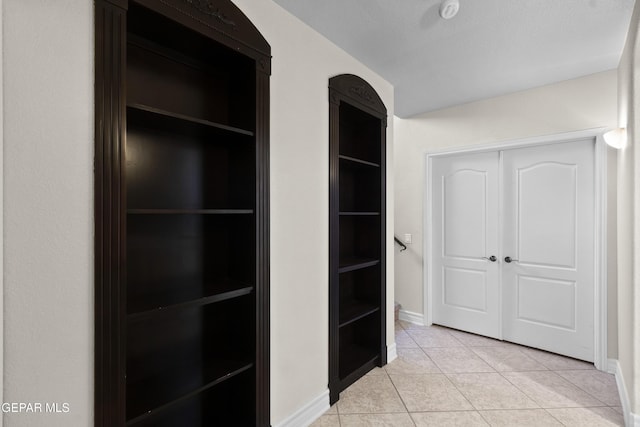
[439,0,460,19]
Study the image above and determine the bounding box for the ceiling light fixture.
[440,0,460,20]
[603,128,627,149]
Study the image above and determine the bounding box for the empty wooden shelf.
[329,74,387,404]
[95,0,270,425]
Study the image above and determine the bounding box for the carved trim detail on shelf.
[349,85,376,105]
[181,0,237,26]
[329,90,339,105]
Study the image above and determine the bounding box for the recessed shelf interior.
[338,317,380,380]
[126,214,255,315]
[339,215,381,264]
[127,366,255,427]
[121,2,266,423]
[339,266,381,328]
[330,76,386,403]
[339,159,381,213]
[127,4,256,131]
[338,102,382,165]
[126,296,255,422]
[126,117,255,211]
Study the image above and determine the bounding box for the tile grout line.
[394,323,622,426]
[552,369,618,407]
[400,321,490,415]
[384,358,418,426]
[541,407,567,426]
[496,368,546,409]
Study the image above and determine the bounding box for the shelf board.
[339,155,380,168]
[128,285,254,321]
[128,103,254,137]
[339,302,380,328]
[338,258,380,274]
[339,343,379,380]
[126,360,253,425]
[339,211,380,216]
[128,209,254,215]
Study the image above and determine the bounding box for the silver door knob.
[482,255,497,262]
[504,256,518,263]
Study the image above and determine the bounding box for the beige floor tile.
[555,370,621,406]
[325,404,338,414]
[546,407,625,426]
[519,347,595,370]
[337,374,407,414]
[340,413,415,426]
[610,406,623,414]
[398,320,426,330]
[447,329,508,347]
[365,366,388,377]
[423,347,495,373]
[408,328,464,348]
[385,348,441,375]
[448,373,539,410]
[395,330,420,349]
[389,373,473,412]
[395,322,404,332]
[503,371,604,408]
[471,347,548,372]
[479,409,562,426]
[310,414,340,427]
[410,411,488,426]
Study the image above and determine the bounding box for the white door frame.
[424,128,608,370]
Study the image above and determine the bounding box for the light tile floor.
[313,321,623,426]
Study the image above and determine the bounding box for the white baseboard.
[387,343,397,363]
[273,389,330,427]
[398,309,424,325]
[608,358,640,427]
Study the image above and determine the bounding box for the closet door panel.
[430,152,501,339]
[502,140,595,361]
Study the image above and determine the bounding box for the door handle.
[482,255,497,262]
[504,256,518,263]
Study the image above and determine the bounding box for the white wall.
[233,1,395,422]
[617,0,640,418]
[394,70,618,357]
[2,0,394,426]
[3,0,94,426]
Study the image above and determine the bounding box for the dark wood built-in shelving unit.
[95,0,270,425]
[329,74,387,404]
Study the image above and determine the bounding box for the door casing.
[424,128,609,370]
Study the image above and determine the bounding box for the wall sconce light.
[603,128,627,149]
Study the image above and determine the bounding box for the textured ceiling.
[273,0,635,117]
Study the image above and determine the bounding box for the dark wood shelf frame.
[128,103,255,137]
[339,212,380,216]
[329,74,387,405]
[338,154,380,168]
[338,258,380,274]
[95,1,271,425]
[127,286,254,321]
[339,302,380,328]
[126,361,254,425]
[128,209,254,215]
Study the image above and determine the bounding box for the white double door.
[431,140,595,361]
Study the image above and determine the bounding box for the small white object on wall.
[439,0,460,20]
